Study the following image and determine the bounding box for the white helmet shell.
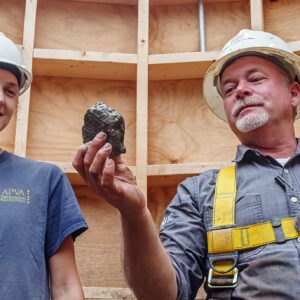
[203,29,300,121]
[0,32,32,95]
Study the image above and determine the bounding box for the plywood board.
[205,0,251,51]
[35,0,138,53]
[148,161,232,178]
[74,186,127,287]
[149,1,250,54]
[149,51,218,80]
[33,55,137,81]
[0,0,25,44]
[148,79,239,165]
[149,4,199,54]
[148,186,176,230]
[264,0,300,42]
[27,77,136,164]
[71,0,246,5]
[149,59,214,81]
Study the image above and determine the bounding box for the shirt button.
[284,169,289,174]
[291,197,298,203]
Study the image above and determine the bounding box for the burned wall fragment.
[82,102,126,157]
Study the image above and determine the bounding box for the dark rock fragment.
[82,102,126,157]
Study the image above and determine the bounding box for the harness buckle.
[208,267,238,289]
[207,251,238,289]
[272,217,286,243]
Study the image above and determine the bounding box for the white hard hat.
[0,32,32,95]
[203,29,300,121]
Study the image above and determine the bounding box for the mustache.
[232,95,264,117]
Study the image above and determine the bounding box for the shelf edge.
[147,161,233,176]
[43,161,233,177]
[34,48,137,64]
[149,51,218,65]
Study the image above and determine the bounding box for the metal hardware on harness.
[207,251,238,289]
[272,217,286,243]
[207,165,300,291]
[208,267,238,289]
[208,251,238,274]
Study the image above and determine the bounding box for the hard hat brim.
[0,59,32,95]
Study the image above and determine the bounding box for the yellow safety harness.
[207,165,300,289]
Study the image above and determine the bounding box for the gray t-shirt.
[0,151,88,299]
[160,141,300,300]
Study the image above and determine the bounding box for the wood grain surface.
[35,0,137,53]
[74,186,126,287]
[264,0,300,42]
[148,79,239,165]
[0,0,25,45]
[149,1,250,54]
[27,77,136,164]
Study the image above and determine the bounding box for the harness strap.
[208,166,238,288]
[208,217,299,253]
[207,165,300,290]
[213,166,236,228]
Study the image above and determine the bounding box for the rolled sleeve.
[159,176,208,300]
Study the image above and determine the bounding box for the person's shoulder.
[180,168,220,186]
[10,153,63,174]
[175,169,220,198]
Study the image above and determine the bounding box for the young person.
[0,32,88,300]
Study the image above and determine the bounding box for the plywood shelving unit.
[1,0,300,299]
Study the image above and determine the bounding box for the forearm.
[121,208,177,300]
[49,236,85,300]
[73,135,177,298]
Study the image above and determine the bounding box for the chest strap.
[207,165,300,289]
[208,217,299,253]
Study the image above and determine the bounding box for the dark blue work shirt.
[160,140,300,300]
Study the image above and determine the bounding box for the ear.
[289,82,300,109]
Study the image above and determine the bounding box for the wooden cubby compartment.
[1,0,300,299]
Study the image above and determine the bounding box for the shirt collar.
[233,138,300,163]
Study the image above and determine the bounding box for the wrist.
[120,206,151,225]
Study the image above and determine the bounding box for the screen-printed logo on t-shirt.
[0,188,30,204]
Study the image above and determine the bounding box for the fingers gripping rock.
[82,102,126,157]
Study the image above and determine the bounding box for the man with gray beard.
[73,29,300,300]
[231,94,269,133]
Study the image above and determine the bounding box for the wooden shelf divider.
[33,49,137,80]
[149,51,218,81]
[14,0,37,157]
[70,0,248,6]
[136,0,149,197]
[250,0,264,31]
